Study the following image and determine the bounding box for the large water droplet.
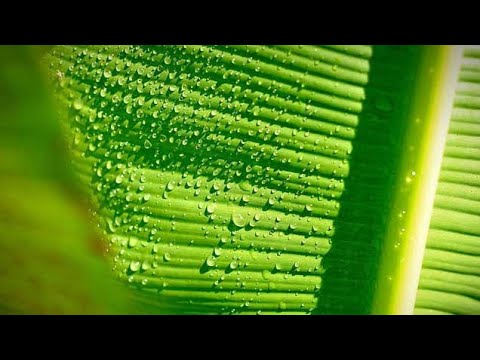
[206,203,216,215]
[129,261,141,272]
[231,213,246,228]
[206,255,217,267]
[166,181,176,191]
[128,237,138,248]
[239,181,252,192]
[73,98,84,111]
[213,247,222,257]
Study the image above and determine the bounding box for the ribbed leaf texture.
[415,47,480,315]
[47,45,422,314]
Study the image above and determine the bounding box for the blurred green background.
[0,45,128,314]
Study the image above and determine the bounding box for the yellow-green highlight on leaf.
[372,46,464,314]
[414,46,480,315]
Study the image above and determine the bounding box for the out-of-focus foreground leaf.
[0,46,128,314]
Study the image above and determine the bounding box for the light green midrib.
[415,46,480,315]
[372,46,463,314]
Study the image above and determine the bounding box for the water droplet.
[231,213,246,228]
[279,302,287,310]
[213,247,222,257]
[229,260,238,270]
[128,237,138,248]
[239,181,252,192]
[123,94,132,104]
[206,203,216,215]
[144,139,152,149]
[129,261,141,272]
[206,255,216,267]
[163,252,171,262]
[166,181,176,191]
[73,98,83,110]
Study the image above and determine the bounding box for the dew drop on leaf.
[231,213,246,228]
[129,261,141,272]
